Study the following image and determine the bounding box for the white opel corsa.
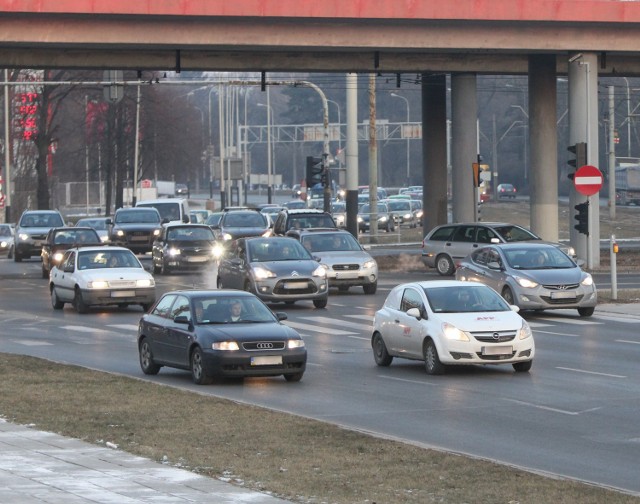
[372,280,534,375]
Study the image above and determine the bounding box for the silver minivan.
[421,222,576,276]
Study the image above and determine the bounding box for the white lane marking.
[503,398,601,416]
[524,321,553,328]
[283,321,356,336]
[62,325,109,333]
[346,314,374,321]
[13,340,54,346]
[329,303,371,310]
[107,324,139,331]
[593,315,640,324]
[347,335,370,341]
[531,330,578,337]
[556,367,626,378]
[302,316,372,332]
[379,375,436,386]
[533,317,602,326]
[616,339,640,345]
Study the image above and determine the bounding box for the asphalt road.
[1,256,639,496]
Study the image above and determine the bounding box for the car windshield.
[20,213,64,227]
[288,214,335,229]
[115,210,160,224]
[360,204,388,213]
[248,239,311,262]
[194,295,277,324]
[76,219,108,230]
[77,250,141,270]
[331,203,346,213]
[223,212,266,227]
[53,229,99,245]
[386,200,411,211]
[205,213,223,227]
[138,203,180,221]
[424,286,510,313]
[302,233,361,253]
[167,227,214,241]
[0,226,12,237]
[503,247,575,270]
[492,225,539,242]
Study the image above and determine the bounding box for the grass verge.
[0,354,638,503]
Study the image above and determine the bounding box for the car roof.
[163,222,212,229]
[400,280,492,290]
[282,208,328,215]
[136,198,187,204]
[161,289,255,299]
[71,245,132,253]
[293,228,350,236]
[492,242,559,250]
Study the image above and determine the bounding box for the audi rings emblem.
[492,332,500,340]
[256,342,274,349]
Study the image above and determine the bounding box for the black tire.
[51,286,64,310]
[372,332,393,366]
[190,347,214,385]
[435,254,455,276]
[313,297,328,309]
[13,251,22,263]
[284,372,303,382]
[160,258,169,275]
[73,288,89,314]
[139,338,161,375]
[424,339,445,375]
[7,245,13,259]
[363,282,377,295]
[41,264,49,279]
[578,307,594,317]
[513,360,533,373]
[501,286,516,306]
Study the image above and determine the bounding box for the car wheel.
[435,254,455,276]
[501,286,516,306]
[41,264,49,279]
[372,332,393,366]
[284,372,303,382]
[513,360,532,373]
[363,282,377,295]
[190,347,214,385]
[73,288,89,314]
[313,297,328,309]
[139,338,161,375]
[160,259,170,275]
[577,307,594,317]
[7,245,13,259]
[424,339,445,375]
[51,286,64,310]
[13,251,22,262]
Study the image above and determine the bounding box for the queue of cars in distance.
[137,290,307,384]
[372,280,534,375]
[421,222,577,276]
[455,242,597,316]
[49,246,156,314]
[75,217,111,243]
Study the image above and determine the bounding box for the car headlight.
[222,233,233,241]
[581,274,593,286]
[357,216,363,223]
[19,233,29,241]
[518,320,532,340]
[0,240,6,247]
[516,276,539,289]
[87,280,109,289]
[403,213,411,219]
[253,266,276,280]
[116,230,125,237]
[363,260,376,269]
[212,243,224,258]
[312,265,327,278]
[100,235,109,243]
[212,341,239,351]
[442,322,470,342]
[136,278,155,288]
[53,252,65,263]
[288,339,305,349]
[378,216,388,222]
[168,247,181,256]
[566,246,576,257]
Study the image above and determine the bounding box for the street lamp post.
[390,92,410,184]
[257,97,274,204]
[327,99,342,169]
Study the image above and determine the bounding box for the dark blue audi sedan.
[137,290,306,384]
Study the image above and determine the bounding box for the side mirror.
[275,312,288,321]
[174,315,190,325]
[229,257,243,266]
[406,307,422,320]
[106,219,113,225]
[182,215,190,223]
[510,305,520,313]
[161,218,170,225]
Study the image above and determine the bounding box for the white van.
[135,198,190,224]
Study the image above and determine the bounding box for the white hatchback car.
[49,246,156,314]
[372,280,534,375]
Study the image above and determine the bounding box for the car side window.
[452,225,475,243]
[476,227,492,244]
[486,249,502,267]
[152,295,176,319]
[62,251,75,271]
[400,288,424,313]
[472,248,489,265]
[172,295,191,321]
[429,226,455,241]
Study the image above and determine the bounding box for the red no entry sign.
[574,165,603,196]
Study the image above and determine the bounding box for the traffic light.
[567,142,587,181]
[306,156,323,188]
[574,201,589,235]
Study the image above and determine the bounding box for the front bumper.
[513,285,598,311]
[253,277,328,302]
[80,287,156,307]
[15,241,44,258]
[440,334,535,366]
[326,267,378,287]
[201,347,307,378]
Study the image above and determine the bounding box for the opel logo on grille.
[256,342,274,349]
[492,332,500,340]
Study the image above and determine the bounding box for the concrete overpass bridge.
[3,0,640,265]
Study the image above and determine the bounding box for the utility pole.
[368,74,378,243]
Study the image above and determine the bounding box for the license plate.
[284,281,307,289]
[550,291,576,300]
[335,271,358,279]
[130,236,148,242]
[111,290,135,298]
[482,345,513,356]
[187,256,208,262]
[251,355,282,366]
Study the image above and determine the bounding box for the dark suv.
[14,210,65,262]
[272,209,337,236]
[108,207,164,254]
